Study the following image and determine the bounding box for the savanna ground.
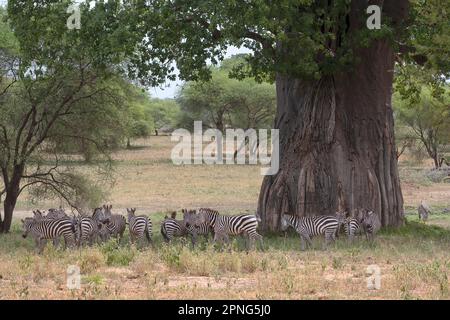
[0,136,449,299]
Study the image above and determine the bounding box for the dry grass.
[1,136,449,300]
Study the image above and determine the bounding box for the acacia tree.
[394,89,450,168]
[0,1,143,232]
[125,0,450,229]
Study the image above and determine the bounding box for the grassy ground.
[1,136,450,299]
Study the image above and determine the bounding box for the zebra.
[280,213,345,250]
[102,205,126,242]
[161,211,191,243]
[344,217,362,242]
[196,208,219,238]
[92,207,107,223]
[75,216,102,246]
[21,217,76,254]
[91,207,109,242]
[212,214,263,250]
[182,209,211,246]
[360,210,381,242]
[127,208,152,246]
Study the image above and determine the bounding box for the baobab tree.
[126,0,450,230]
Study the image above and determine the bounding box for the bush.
[79,249,106,273]
[101,240,136,266]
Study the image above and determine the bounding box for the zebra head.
[127,208,137,221]
[103,204,113,217]
[21,217,34,238]
[280,214,292,231]
[361,210,376,228]
[33,210,45,220]
[182,209,206,228]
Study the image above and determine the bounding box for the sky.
[149,46,252,99]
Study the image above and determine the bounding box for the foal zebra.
[127,208,152,246]
[213,214,263,250]
[280,214,344,250]
[361,210,380,242]
[22,217,76,254]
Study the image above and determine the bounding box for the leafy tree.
[0,1,141,232]
[177,56,276,131]
[145,98,180,134]
[394,88,450,169]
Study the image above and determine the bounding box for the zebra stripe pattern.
[196,208,219,237]
[344,218,362,241]
[22,217,76,254]
[76,216,100,246]
[161,212,189,242]
[127,208,152,245]
[361,210,380,242]
[213,214,263,250]
[103,205,126,241]
[280,214,343,250]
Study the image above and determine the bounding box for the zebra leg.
[190,231,197,248]
[53,237,60,248]
[38,239,47,254]
[300,233,313,250]
[299,235,306,251]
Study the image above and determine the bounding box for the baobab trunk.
[257,1,407,231]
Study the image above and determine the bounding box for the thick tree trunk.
[0,166,23,233]
[258,1,407,231]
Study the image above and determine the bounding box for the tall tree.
[0,1,140,232]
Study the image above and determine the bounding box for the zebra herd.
[21,205,380,254]
[280,209,380,250]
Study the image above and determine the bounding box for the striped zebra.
[360,210,380,242]
[21,217,76,254]
[212,214,263,250]
[161,211,191,243]
[196,208,219,238]
[344,217,362,242]
[103,205,126,242]
[127,208,152,246]
[182,209,211,246]
[92,207,106,223]
[91,207,109,242]
[280,213,345,250]
[76,216,101,246]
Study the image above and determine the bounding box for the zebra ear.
[21,219,24,223]
[171,211,177,219]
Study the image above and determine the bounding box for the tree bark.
[258,1,407,231]
[0,165,24,233]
